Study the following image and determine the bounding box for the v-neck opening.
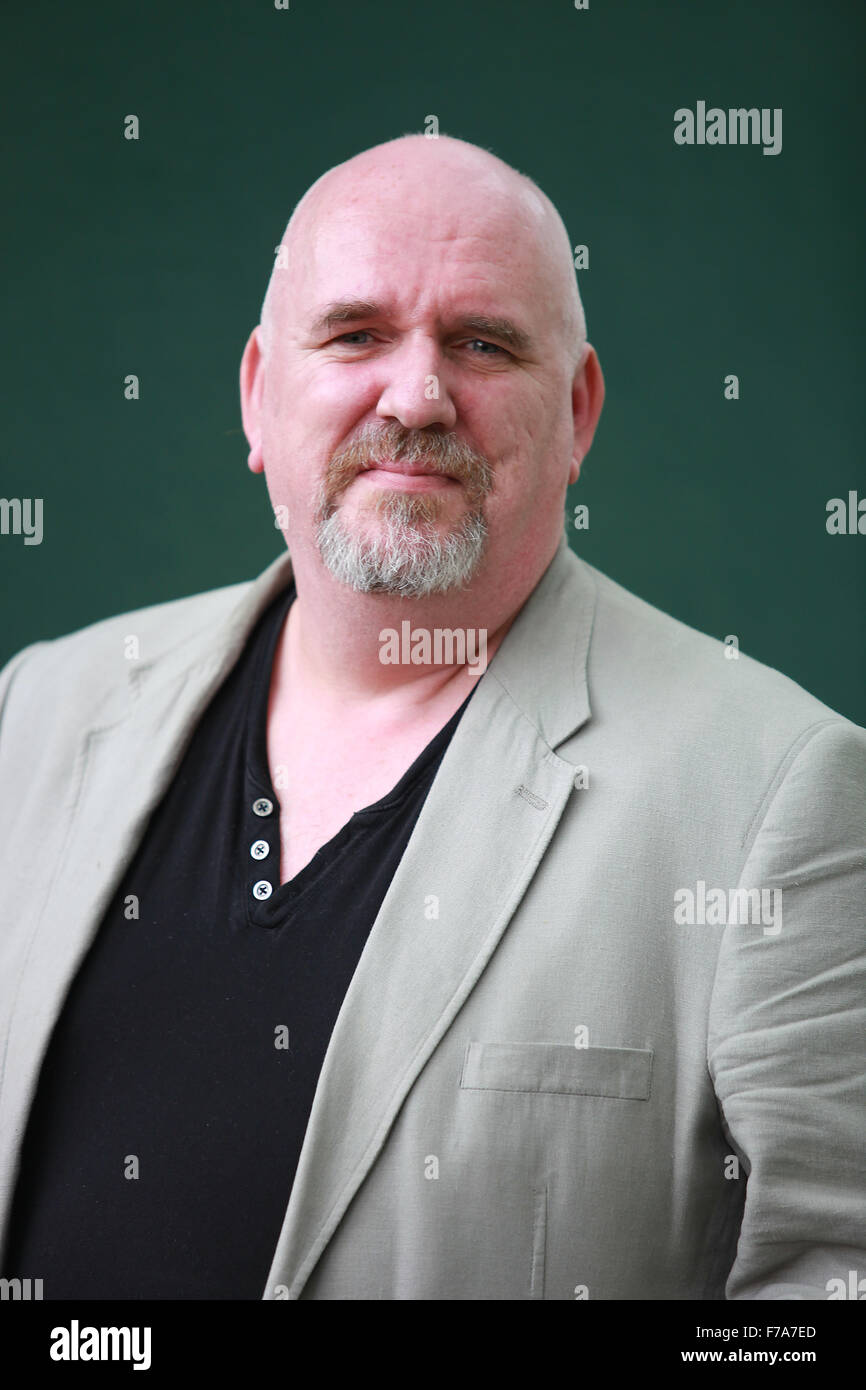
[242,585,476,926]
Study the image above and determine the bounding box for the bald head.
[259,133,586,370]
[241,130,606,611]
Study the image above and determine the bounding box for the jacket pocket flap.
[460,1041,653,1099]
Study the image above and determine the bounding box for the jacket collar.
[483,531,594,748]
[125,549,297,709]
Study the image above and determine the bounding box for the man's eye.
[467,339,506,355]
[333,331,372,345]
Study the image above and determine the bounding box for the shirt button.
[252,880,273,901]
[250,840,270,860]
[252,797,274,817]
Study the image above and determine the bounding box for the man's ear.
[240,327,265,475]
[568,344,605,486]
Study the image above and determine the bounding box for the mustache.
[321,422,494,510]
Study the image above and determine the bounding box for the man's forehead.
[294,188,538,271]
[287,200,553,326]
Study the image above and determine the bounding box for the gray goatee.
[314,422,493,598]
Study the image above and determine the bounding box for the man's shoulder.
[69,575,254,655]
[11,576,251,673]
[0,558,289,725]
[576,554,858,737]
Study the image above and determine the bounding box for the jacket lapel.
[263,535,597,1297]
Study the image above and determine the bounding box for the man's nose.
[375,335,457,431]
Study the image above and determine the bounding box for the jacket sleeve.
[707,717,866,1300]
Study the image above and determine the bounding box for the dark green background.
[2,0,864,721]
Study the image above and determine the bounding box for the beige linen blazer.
[0,534,864,1300]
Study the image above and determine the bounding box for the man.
[0,134,864,1302]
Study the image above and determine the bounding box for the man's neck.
[270,533,557,715]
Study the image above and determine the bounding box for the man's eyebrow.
[451,316,533,355]
[309,301,382,337]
